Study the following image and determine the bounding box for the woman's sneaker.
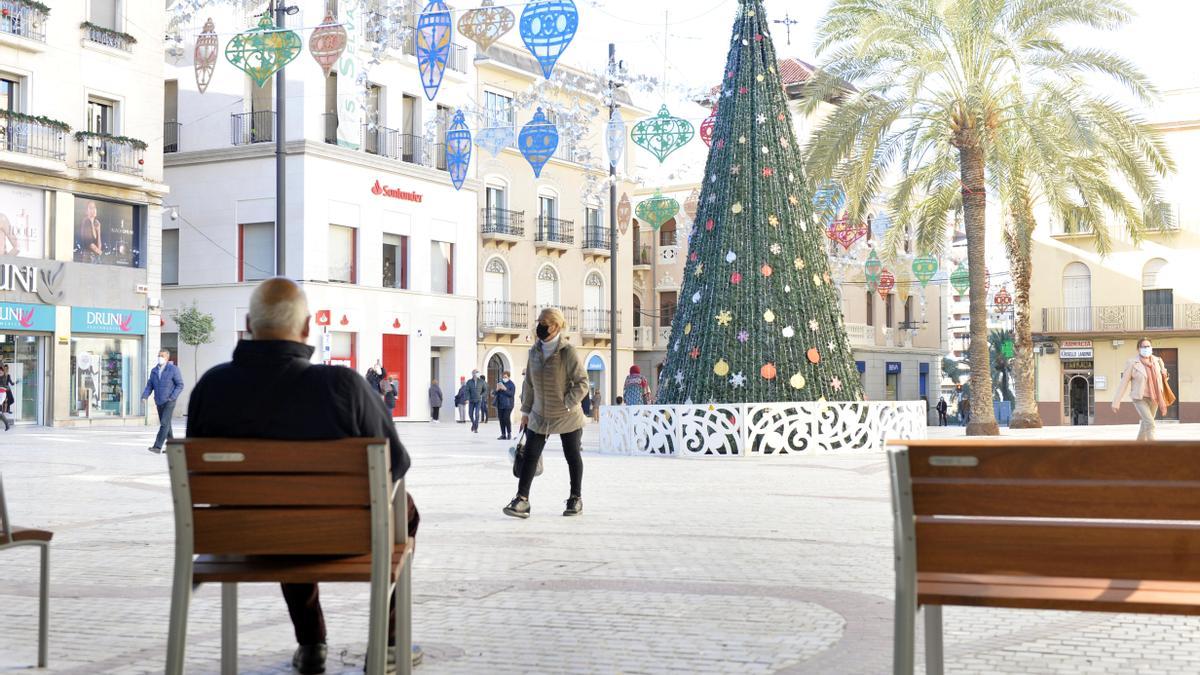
[563,496,582,516]
[503,496,530,519]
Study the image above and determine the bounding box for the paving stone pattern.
[3,419,1200,673]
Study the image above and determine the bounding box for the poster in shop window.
[0,182,45,258]
[73,196,138,267]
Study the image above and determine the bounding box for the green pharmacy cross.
[226,15,302,88]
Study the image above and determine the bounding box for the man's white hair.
[248,278,310,336]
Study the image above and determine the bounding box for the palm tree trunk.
[959,136,999,435]
[1006,222,1042,428]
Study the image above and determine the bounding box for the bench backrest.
[0,473,9,544]
[167,438,390,556]
[890,440,1200,581]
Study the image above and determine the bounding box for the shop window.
[328,331,355,369]
[162,229,179,285]
[70,336,142,418]
[73,196,141,268]
[0,334,45,424]
[382,233,408,289]
[431,240,453,294]
[238,222,274,282]
[329,224,356,283]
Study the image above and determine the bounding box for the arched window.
[659,218,677,247]
[536,264,559,308]
[583,271,604,332]
[482,257,509,327]
[485,178,512,234]
[1062,262,1092,331]
[1143,258,1172,330]
[632,294,642,328]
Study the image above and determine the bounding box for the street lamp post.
[269,1,299,278]
[607,44,621,403]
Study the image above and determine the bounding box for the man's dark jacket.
[186,340,410,481]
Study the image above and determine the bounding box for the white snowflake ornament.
[729,372,747,388]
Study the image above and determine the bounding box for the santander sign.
[371,180,423,203]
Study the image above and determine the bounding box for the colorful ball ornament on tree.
[951,263,970,296]
[416,0,453,101]
[457,0,515,54]
[195,18,219,94]
[617,193,632,234]
[714,359,730,377]
[877,269,895,299]
[445,110,471,191]
[790,373,806,389]
[631,105,695,164]
[309,12,348,77]
[518,107,558,178]
[807,348,821,364]
[635,190,679,230]
[519,0,579,79]
[225,15,303,87]
[912,254,938,287]
[700,104,718,147]
[760,362,777,380]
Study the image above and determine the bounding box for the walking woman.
[428,379,443,422]
[1112,337,1171,441]
[495,372,516,440]
[503,308,590,518]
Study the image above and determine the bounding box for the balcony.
[81,22,134,52]
[536,304,578,331]
[0,1,47,48]
[845,322,874,347]
[76,133,145,185]
[231,111,274,145]
[632,326,655,350]
[580,309,621,338]
[481,208,524,245]
[164,121,180,153]
[582,226,612,257]
[0,113,67,173]
[480,300,529,336]
[535,216,574,253]
[632,245,652,271]
[1040,304,1200,334]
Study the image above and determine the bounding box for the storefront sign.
[315,309,331,326]
[1061,340,1093,348]
[71,306,148,335]
[1062,360,1094,370]
[1060,348,1093,359]
[370,180,424,203]
[0,183,45,257]
[886,361,902,374]
[1095,375,1108,390]
[0,302,54,332]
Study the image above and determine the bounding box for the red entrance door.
[382,334,408,417]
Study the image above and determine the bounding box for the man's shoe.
[563,496,582,517]
[148,446,161,454]
[292,643,327,674]
[503,496,530,519]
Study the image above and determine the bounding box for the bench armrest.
[391,478,408,546]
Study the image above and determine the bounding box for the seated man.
[186,278,415,674]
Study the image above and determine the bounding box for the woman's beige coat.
[521,340,590,435]
[1113,355,1168,404]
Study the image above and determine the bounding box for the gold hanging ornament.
[458,0,515,55]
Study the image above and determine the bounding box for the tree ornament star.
[729,372,747,388]
[716,310,733,326]
[809,319,820,331]
[762,167,774,177]
[675,370,684,384]
[694,263,704,277]
[737,329,749,343]
[831,377,843,391]
[689,346,700,359]
[827,340,835,351]
[770,243,782,254]
[794,257,806,271]
[788,195,800,206]
[730,164,741,175]
[756,114,766,123]
[738,135,747,144]
[768,214,780,226]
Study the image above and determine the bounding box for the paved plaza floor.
[3,417,1200,674]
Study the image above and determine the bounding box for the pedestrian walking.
[622,365,652,405]
[455,376,468,423]
[958,397,970,426]
[466,369,483,432]
[495,372,516,440]
[365,360,386,395]
[478,373,490,424]
[142,350,184,453]
[936,397,948,426]
[1113,337,1172,441]
[428,379,443,422]
[383,376,398,413]
[503,307,590,519]
[0,364,17,430]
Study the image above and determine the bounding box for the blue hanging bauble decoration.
[871,211,892,238]
[416,0,452,101]
[446,110,472,191]
[476,126,515,157]
[606,114,625,168]
[519,0,578,79]
[519,107,558,178]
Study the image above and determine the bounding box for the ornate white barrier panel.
[598,402,927,456]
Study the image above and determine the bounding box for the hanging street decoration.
[683,188,700,223]
[993,286,1013,314]
[826,217,867,250]
[225,15,303,88]
[194,18,219,94]
[912,254,938,287]
[635,190,680,230]
[950,263,970,296]
[457,0,514,54]
[870,211,892,239]
[617,193,633,235]
[864,249,883,291]
[518,107,558,177]
[309,12,348,77]
[877,269,895,299]
[631,105,695,164]
[606,114,625,168]
[700,104,718,147]
[520,0,579,79]
[416,0,453,101]
[476,126,515,157]
[445,110,472,191]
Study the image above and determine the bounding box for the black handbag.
[510,430,544,478]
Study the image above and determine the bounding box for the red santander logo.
[371,180,423,203]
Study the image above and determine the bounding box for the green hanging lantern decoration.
[911,254,938,287]
[631,105,695,164]
[225,15,303,87]
[635,189,680,230]
[864,249,883,291]
[951,263,970,296]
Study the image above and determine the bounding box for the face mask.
[157,357,167,367]
[502,377,509,382]
[1139,346,1153,358]
[536,323,551,340]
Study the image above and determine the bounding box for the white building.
[162,1,478,420]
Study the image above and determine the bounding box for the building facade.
[0,1,166,426]
[162,1,478,420]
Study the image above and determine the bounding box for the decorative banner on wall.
[458,0,514,54]
[445,110,472,191]
[912,254,938,286]
[635,190,679,230]
[194,18,218,93]
[519,107,558,177]
[476,126,515,157]
[417,0,453,101]
[606,114,625,168]
[617,192,632,235]
[519,0,579,79]
[225,15,302,87]
[631,105,694,164]
[335,1,362,148]
[309,12,348,76]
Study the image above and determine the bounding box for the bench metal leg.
[894,588,915,674]
[221,583,237,675]
[165,560,192,675]
[397,554,413,675]
[367,574,388,675]
[37,543,48,668]
[924,605,944,675]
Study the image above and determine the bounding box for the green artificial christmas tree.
[655,0,864,405]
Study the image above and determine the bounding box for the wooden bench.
[0,473,53,668]
[163,438,412,675]
[889,439,1200,674]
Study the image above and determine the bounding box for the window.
[162,229,179,285]
[886,371,899,400]
[633,294,642,328]
[583,272,604,331]
[435,105,452,170]
[401,93,418,162]
[483,91,515,133]
[585,207,603,247]
[536,265,559,307]
[363,83,385,154]
[70,336,142,418]
[903,296,913,326]
[238,222,274,282]
[866,291,874,326]
[1142,258,1172,330]
[886,294,894,327]
[539,195,559,239]
[1,77,19,116]
[486,184,507,211]
[483,257,508,304]
[160,333,178,364]
[88,97,115,135]
[329,225,356,283]
[430,240,453,294]
[89,0,119,30]
[328,331,355,369]
[1062,262,1091,331]
[659,291,677,328]
[382,233,408,289]
[659,219,677,247]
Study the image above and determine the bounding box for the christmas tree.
[655,0,864,405]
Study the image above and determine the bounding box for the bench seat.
[9,526,53,543]
[194,538,413,583]
[919,572,1200,615]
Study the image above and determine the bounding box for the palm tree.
[804,0,1170,435]
[988,329,1015,403]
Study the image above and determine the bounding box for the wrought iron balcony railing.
[0,112,66,160]
[1040,304,1200,333]
[231,111,274,145]
[480,300,530,331]
[536,216,574,245]
[1,0,46,42]
[163,121,180,153]
[481,208,524,237]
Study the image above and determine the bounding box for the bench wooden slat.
[9,526,53,543]
[181,438,377,474]
[919,575,1200,616]
[920,572,1200,593]
[904,441,1200,481]
[190,474,371,507]
[193,508,370,555]
[912,479,1200,520]
[193,538,413,583]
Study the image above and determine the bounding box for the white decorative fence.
[598,402,927,456]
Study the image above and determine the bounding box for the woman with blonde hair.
[503,307,590,518]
